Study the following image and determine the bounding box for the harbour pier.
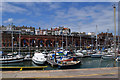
[1,67,118,78]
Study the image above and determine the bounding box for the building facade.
[35,26,71,36]
[1,25,120,52]
[1,30,96,51]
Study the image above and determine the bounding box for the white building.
[88,32,96,36]
[52,26,71,36]
[35,29,40,35]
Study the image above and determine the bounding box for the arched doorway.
[46,40,52,47]
[30,39,36,47]
[21,39,29,47]
[75,41,78,47]
[38,40,44,47]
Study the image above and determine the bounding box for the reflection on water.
[80,58,118,69]
[1,57,119,70]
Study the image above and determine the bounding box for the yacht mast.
[92,36,93,50]
[29,34,30,55]
[118,37,119,50]
[19,30,21,54]
[0,29,2,54]
[62,31,63,49]
[79,28,81,50]
[107,29,109,49]
[72,34,73,47]
[66,33,67,50]
[11,25,13,52]
[96,25,98,50]
[80,34,81,50]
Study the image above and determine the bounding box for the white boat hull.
[75,53,83,57]
[24,58,31,61]
[91,54,102,58]
[102,55,114,60]
[58,61,81,68]
[24,55,31,61]
[0,58,24,64]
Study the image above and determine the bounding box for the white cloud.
[0,2,2,12]
[52,3,118,34]
[2,3,27,13]
[3,18,13,23]
[2,0,120,2]
[46,3,61,10]
[6,2,61,16]
[25,3,118,34]
[2,2,119,35]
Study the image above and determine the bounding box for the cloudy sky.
[1,2,119,34]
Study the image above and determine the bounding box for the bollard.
[20,67,23,71]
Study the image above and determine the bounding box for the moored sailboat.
[0,52,24,64]
[57,57,81,68]
[0,30,24,64]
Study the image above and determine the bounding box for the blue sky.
[1,2,119,34]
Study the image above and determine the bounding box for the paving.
[1,67,119,78]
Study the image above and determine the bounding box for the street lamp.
[113,4,117,58]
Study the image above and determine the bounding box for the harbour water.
[1,57,120,70]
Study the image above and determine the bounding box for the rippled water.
[1,57,119,70]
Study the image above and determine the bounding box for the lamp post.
[113,4,117,59]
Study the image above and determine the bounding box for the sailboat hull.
[0,58,24,64]
[102,55,114,60]
[91,54,102,58]
[58,61,81,69]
